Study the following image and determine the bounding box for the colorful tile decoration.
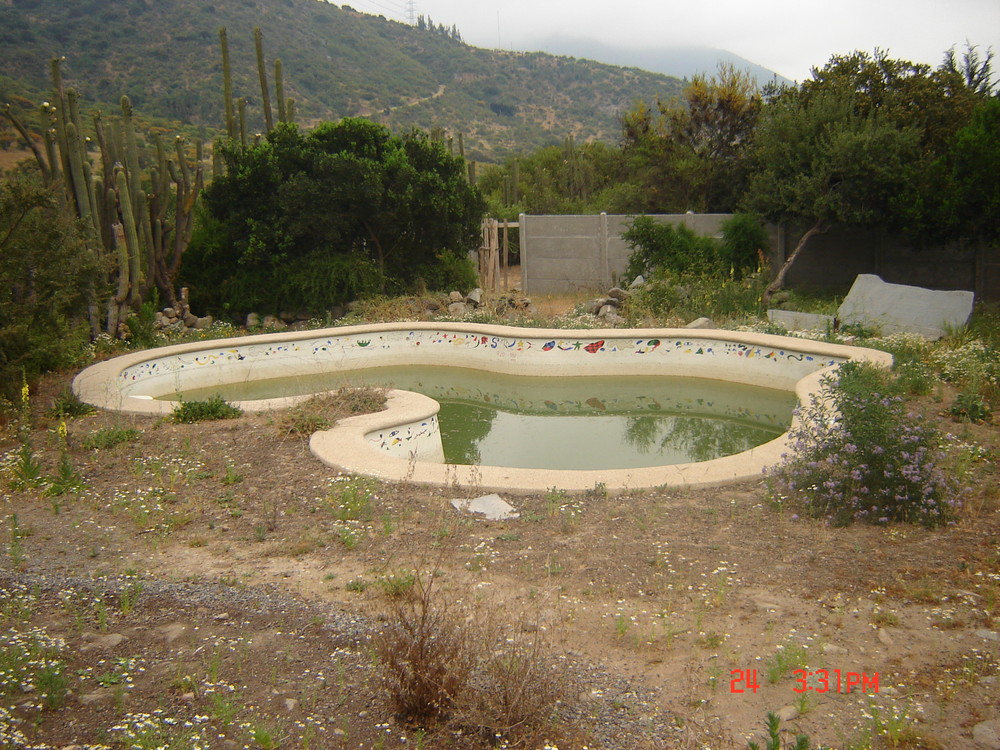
[118,329,844,390]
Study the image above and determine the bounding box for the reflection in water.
[165,365,795,470]
[624,415,778,464]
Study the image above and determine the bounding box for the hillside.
[0,0,685,161]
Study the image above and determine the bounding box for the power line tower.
[406,0,416,25]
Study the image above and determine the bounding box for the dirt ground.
[1,338,998,749]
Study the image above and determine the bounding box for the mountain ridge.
[0,0,690,161]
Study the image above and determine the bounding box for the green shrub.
[623,215,719,281]
[950,392,992,423]
[720,213,768,278]
[81,426,141,450]
[170,395,242,423]
[625,269,766,323]
[49,388,95,419]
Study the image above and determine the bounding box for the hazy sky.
[345,0,999,82]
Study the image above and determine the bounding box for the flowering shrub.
[766,361,961,527]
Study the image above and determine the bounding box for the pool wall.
[73,322,893,491]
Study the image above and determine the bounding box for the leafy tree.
[744,88,920,302]
[0,169,107,396]
[620,64,761,213]
[949,98,1000,243]
[183,118,485,317]
[747,48,995,301]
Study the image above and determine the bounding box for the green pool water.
[164,365,796,470]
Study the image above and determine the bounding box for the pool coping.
[73,322,893,493]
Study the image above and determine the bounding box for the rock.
[876,628,894,647]
[451,494,519,520]
[447,302,468,316]
[183,312,198,328]
[78,690,114,706]
[770,290,792,306]
[194,315,213,330]
[246,312,261,328]
[628,275,645,289]
[685,317,717,329]
[261,315,286,329]
[279,311,296,324]
[598,304,618,318]
[448,291,465,303]
[775,705,799,722]
[838,274,975,339]
[162,307,176,318]
[973,720,1000,749]
[157,623,191,646]
[466,287,483,307]
[423,300,441,312]
[213,612,230,621]
[607,287,629,301]
[976,629,999,642]
[822,643,849,655]
[81,632,127,651]
[284,697,299,712]
[582,298,604,315]
[751,596,782,613]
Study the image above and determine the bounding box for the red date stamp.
[730,669,879,694]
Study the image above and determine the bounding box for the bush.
[375,572,570,745]
[375,572,476,724]
[170,395,242,423]
[624,269,766,323]
[720,213,768,278]
[623,215,719,281]
[766,361,961,527]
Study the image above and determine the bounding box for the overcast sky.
[347,0,999,83]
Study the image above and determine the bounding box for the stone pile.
[152,288,214,333]
[445,287,534,317]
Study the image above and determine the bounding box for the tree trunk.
[762,220,826,306]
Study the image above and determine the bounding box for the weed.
[950,391,992,423]
[279,387,386,437]
[337,527,359,549]
[170,394,242,423]
[377,569,417,598]
[6,514,26,570]
[81,426,141,450]
[346,578,369,593]
[765,641,810,684]
[48,388,95,418]
[747,711,829,749]
[328,476,377,522]
[614,613,631,639]
[222,460,244,485]
[118,572,144,615]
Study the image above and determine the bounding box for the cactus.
[275,59,287,124]
[238,97,247,146]
[219,27,235,139]
[254,27,274,132]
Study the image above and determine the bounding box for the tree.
[183,118,485,317]
[0,168,107,396]
[743,89,920,303]
[620,64,761,213]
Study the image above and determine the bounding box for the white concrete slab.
[767,309,835,333]
[838,274,974,339]
[451,494,520,520]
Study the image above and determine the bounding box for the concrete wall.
[518,214,997,301]
[520,213,732,294]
